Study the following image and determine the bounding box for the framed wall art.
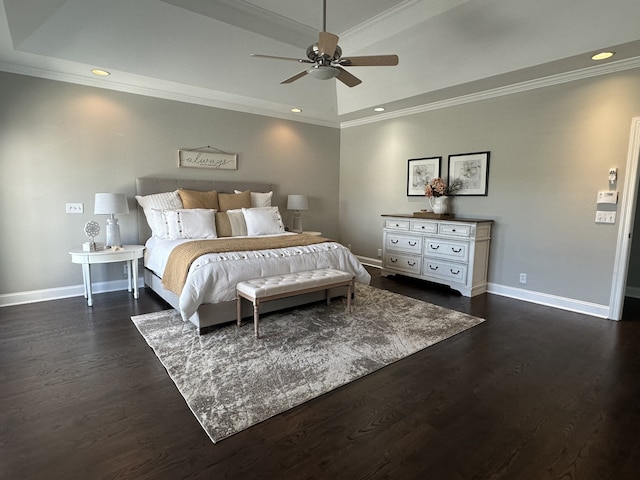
[407,156,441,196]
[448,151,490,196]
[178,148,237,170]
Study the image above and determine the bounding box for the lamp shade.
[287,194,308,211]
[94,193,129,215]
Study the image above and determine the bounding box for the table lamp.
[94,193,130,247]
[287,194,308,233]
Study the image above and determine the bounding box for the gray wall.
[0,72,340,295]
[3,67,640,309]
[339,68,640,306]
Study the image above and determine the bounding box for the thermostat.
[597,191,618,204]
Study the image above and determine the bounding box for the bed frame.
[136,177,347,334]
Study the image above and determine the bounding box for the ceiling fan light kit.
[251,0,398,87]
[306,65,340,80]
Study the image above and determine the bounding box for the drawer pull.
[408,261,416,267]
[391,239,399,244]
[452,247,462,253]
[395,223,400,227]
[390,258,398,263]
[430,244,440,250]
[420,226,426,229]
[408,241,417,246]
[450,269,461,275]
[429,265,439,271]
[452,228,456,232]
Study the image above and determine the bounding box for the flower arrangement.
[424,177,465,197]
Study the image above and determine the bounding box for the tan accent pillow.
[218,190,251,211]
[177,188,219,210]
[214,210,247,237]
[214,212,232,237]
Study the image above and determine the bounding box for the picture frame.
[448,151,490,196]
[407,157,441,196]
[178,149,237,170]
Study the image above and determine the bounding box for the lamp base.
[105,217,122,247]
[292,212,302,233]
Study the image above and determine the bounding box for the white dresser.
[381,215,492,297]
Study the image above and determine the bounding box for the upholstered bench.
[236,268,355,338]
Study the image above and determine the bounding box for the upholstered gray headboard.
[135,177,276,243]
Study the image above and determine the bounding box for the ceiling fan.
[250,0,399,87]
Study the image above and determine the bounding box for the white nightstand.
[69,245,145,306]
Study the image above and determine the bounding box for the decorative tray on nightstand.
[413,211,455,219]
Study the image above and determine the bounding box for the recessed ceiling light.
[91,69,111,76]
[591,51,615,61]
[374,107,385,112]
[291,108,302,113]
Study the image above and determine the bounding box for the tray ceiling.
[1,0,640,127]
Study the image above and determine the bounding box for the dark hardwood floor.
[2,268,640,479]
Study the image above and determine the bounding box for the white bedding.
[145,234,371,322]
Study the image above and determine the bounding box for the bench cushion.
[237,268,354,299]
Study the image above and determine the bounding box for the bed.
[136,177,371,334]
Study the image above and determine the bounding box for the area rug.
[131,284,484,443]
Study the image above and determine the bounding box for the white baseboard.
[625,285,640,299]
[360,264,611,319]
[0,278,143,307]
[356,256,382,268]
[485,283,610,318]
[0,270,612,319]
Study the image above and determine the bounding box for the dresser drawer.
[384,253,421,275]
[438,223,471,238]
[424,238,469,262]
[384,219,410,231]
[384,233,422,254]
[410,220,438,234]
[423,259,468,284]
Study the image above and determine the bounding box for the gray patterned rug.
[131,284,484,443]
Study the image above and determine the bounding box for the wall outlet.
[377,248,382,258]
[65,202,84,214]
[123,264,129,278]
[519,273,527,284]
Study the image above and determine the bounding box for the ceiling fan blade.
[318,31,339,58]
[339,55,399,67]
[335,67,362,87]
[251,54,313,64]
[281,70,309,84]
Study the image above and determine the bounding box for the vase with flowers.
[424,177,464,214]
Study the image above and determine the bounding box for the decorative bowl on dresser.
[381,214,492,297]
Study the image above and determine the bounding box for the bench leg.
[253,300,260,338]
[347,280,353,313]
[236,295,242,328]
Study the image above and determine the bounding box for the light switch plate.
[595,211,616,224]
[65,202,84,214]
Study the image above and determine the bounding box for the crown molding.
[0,61,340,128]
[341,56,640,129]
[341,0,470,51]
[3,54,639,132]
[160,0,317,47]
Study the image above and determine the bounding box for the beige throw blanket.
[162,234,331,295]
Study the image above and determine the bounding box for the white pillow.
[234,190,273,208]
[135,191,183,237]
[148,209,170,239]
[242,207,285,236]
[226,209,248,236]
[163,209,217,240]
